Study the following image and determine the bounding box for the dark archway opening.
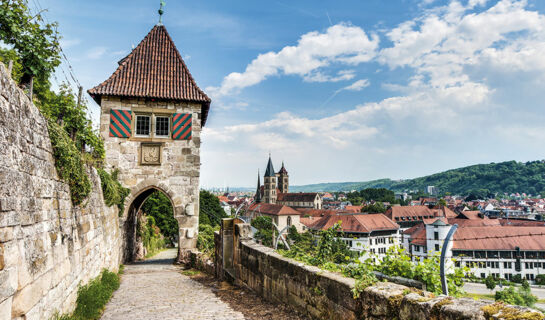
[123,188,179,262]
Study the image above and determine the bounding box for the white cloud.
[86,47,108,59]
[60,38,81,49]
[340,79,370,91]
[304,69,356,83]
[207,23,379,98]
[202,0,545,186]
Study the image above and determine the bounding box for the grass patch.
[462,292,495,301]
[54,269,121,320]
[181,269,201,277]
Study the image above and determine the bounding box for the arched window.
[287,216,292,227]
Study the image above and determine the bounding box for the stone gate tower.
[88,24,211,261]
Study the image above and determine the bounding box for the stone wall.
[99,95,201,258]
[223,220,543,320]
[0,63,121,319]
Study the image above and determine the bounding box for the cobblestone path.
[101,249,245,320]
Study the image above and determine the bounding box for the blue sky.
[39,0,545,187]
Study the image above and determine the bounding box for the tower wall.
[100,96,202,252]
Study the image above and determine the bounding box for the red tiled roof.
[344,205,362,213]
[452,226,545,251]
[277,192,319,202]
[88,25,212,125]
[457,211,482,220]
[248,203,300,216]
[386,206,434,220]
[499,219,545,227]
[447,218,500,227]
[295,208,336,217]
[311,213,399,233]
[432,206,458,218]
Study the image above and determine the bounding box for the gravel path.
[101,249,245,320]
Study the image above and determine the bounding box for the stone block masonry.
[221,220,544,320]
[0,63,121,319]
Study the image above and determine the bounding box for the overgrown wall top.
[0,63,121,320]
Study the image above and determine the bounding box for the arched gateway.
[88,23,211,262]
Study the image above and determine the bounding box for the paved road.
[464,282,545,299]
[101,249,245,320]
[464,282,545,310]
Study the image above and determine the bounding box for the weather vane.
[158,0,166,25]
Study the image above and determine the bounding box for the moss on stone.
[481,302,544,320]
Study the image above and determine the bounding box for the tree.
[361,202,386,213]
[140,191,178,243]
[199,190,227,227]
[485,275,496,291]
[251,216,274,247]
[0,0,61,85]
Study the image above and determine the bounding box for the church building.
[255,156,322,209]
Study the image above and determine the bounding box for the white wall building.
[404,215,545,282]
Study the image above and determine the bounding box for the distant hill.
[290,160,545,196]
[289,179,396,193]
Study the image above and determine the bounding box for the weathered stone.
[218,220,544,320]
[0,243,3,270]
[0,62,121,319]
[0,297,12,320]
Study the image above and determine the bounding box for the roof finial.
[158,0,166,25]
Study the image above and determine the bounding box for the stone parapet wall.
[225,221,543,320]
[0,63,121,319]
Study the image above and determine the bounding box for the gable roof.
[248,203,301,216]
[88,25,212,125]
[311,213,399,234]
[386,205,434,220]
[277,192,319,202]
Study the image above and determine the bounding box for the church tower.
[263,155,277,204]
[254,169,262,203]
[277,161,289,194]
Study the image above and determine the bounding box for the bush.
[97,168,130,215]
[495,285,537,307]
[47,120,91,205]
[485,274,497,290]
[197,223,218,256]
[535,274,545,285]
[512,274,522,284]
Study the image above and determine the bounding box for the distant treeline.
[290,160,545,196]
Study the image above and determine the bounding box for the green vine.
[97,168,130,216]
[47,120,91,205]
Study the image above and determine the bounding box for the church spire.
[255,169,262,202]
[264,154,275,177]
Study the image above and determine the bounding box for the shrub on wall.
[47,120,91,205]
[97,168,130,215]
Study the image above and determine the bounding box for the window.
[435,244,440,251]
[434,232,439,240]
[287,216,292,227]
[504,262,512,269]
[155,116,170,137]
[136,115,151,136]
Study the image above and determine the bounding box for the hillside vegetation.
[291,160,545,196]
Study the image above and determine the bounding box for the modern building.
[403,213,545,282]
